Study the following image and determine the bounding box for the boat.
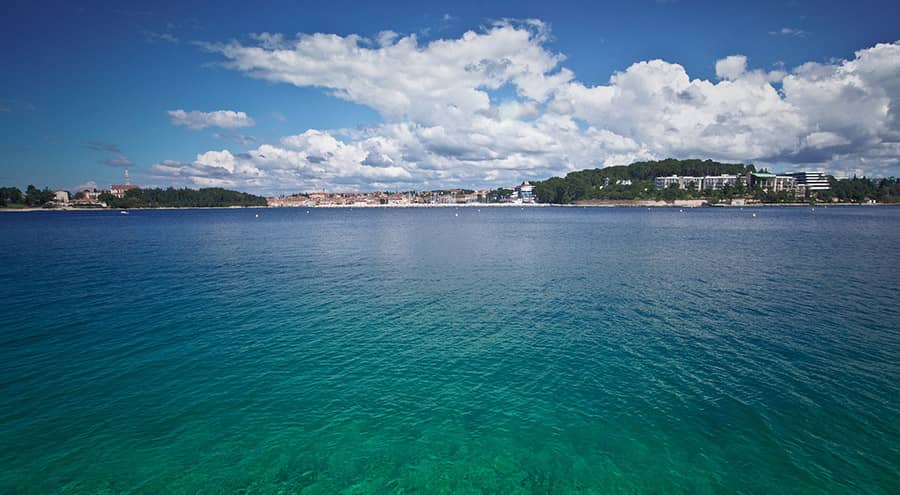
[120,211,129,215]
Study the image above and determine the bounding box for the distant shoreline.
[0,205,269,212]
[1,202,897,212]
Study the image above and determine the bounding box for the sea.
[1,206,898,494]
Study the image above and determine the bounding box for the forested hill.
[102,187,267,208]
[533,159,754,203]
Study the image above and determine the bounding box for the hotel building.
[789,171,831,192]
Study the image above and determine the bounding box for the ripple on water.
[0,207,899,494]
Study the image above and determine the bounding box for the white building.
[110,167,140,198]
[53,190,69,204]
[515,182,535,202]
[654,176,682,189]
[653,175,702,190]
[774,175,796,192]
[82,189,102,201]
[790,171,830,191]
[746,172,796,192]
[110,184,139,199]
[701,175,738,191]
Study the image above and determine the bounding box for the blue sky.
[2,0,899,193]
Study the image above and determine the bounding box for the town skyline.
[9,158,899,209]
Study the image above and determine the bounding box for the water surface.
[1,206,898,493]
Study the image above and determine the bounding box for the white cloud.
[770,27,808,37]
[199,20,566,124]
[73,181,99,192]
[550,59,805,162]
[376,30,399,47]
[167,109,255,129]
[804,131,851,149]
[715,55,747,80]
[552,42,900,167]
[150,24,900,193]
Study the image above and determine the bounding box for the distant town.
[266,182,537,207]
[2,159,898,209]
[267,171,834,207]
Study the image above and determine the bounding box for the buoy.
[255,213,259,218]
[679,209,683,213]
[752,213,757,218]
[454,212,458,217]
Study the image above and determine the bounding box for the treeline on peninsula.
[529,158,900,204]
[0,185,267,208]
[1,186,56,208]
[827,176,900,203]
[532,159,753,203]
[100,188,268,208]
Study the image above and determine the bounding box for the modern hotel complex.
[654,171,831,196]
[789,171,832,192]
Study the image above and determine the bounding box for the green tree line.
[0,187,24,206]
[0,186,57,207]
[99,187,268,208]
[828,177,900,203]
[532,159,753,203]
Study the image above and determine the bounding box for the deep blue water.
[1,206,898,494]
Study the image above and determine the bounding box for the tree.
[488,188,514,202]
[25,185,54,206]
[659,183,687,202]
[0,186,23,206]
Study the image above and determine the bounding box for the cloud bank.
[151,21,900,192]
[167,109,255,129]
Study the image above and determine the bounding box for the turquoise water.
[1,206,898,494]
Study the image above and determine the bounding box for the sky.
[2,0,899,194]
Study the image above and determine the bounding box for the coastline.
[1,202,896,212]
[0,205,270,212]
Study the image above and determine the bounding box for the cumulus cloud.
[151,133,414,191]
[167,109,255,129]
[150,23,900,192]
[550,42,900,171]
[198,20,567,123]
[715,55,747,80]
